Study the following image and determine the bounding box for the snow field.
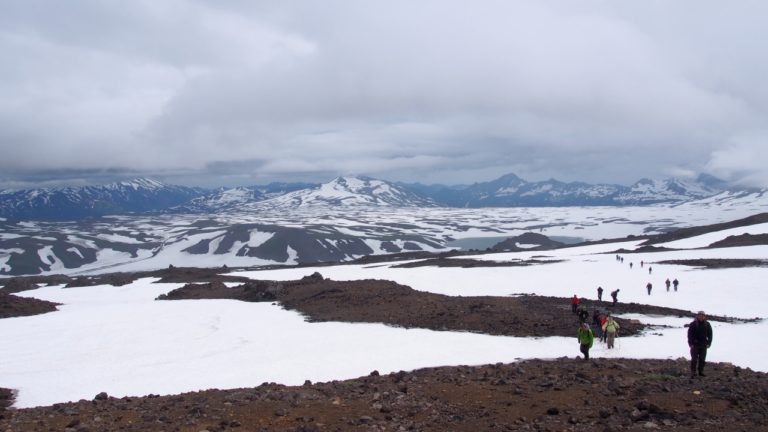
[1,212,767,408]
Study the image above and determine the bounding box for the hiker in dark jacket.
[592,310,603,340]
[597,286,603,301]
[578,305,589,323]
[665,278,671,291]
[610,289,619,306]
[646,282,652,295]
[673,278,679,291]
[687,311,713,377]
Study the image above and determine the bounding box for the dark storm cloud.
[1,0,767,188]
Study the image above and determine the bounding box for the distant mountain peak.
[256,176,436,209]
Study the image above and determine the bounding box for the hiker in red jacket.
[571,295,580,314]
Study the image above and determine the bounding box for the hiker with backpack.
[577,322,594,360]
[602,315,620,349]
[592,309,603,341]
[673,278,679,291]
[665,278,671,291]
[578,304,589,324]
[598,312,608,342]
[646,282,652,295]
[597,286,603,301]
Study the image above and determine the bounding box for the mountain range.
[0,173,763,220]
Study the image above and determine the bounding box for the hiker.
[629,262,633,269]
[646,282,652,295]
[577,322,594,360]
[673,278,679,291]
[602,315,620,349]
[599,312,608,342]
[597,286,603,301]
[592,310,603,340]
[571,295,580,314]
[578,304,589,323]
[687,311,713,377]
[610,289,619,306]
[649,266,652,275]
[641,260,644,268]
[665,278,671,291]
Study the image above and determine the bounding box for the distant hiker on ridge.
[610,289,620,306]
[577,322,594,360]
[646,282,652,295]
[597,286,603,302]
[649,266,652,275]
[665,278,671,291]
[673,278,679,291]
[688,311,713,378]
[571,295,580,314]
[629,262,633,269]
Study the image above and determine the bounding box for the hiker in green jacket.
[577,322,594,360]
[602,315,620,349]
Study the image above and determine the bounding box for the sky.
[1,1,767,189]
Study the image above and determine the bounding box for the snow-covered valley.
[1,206,767,408]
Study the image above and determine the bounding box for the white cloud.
[1,0,767,187]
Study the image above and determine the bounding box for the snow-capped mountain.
[0,178,204,220]
[250,176,437,209]
[673,188,768,209]
[407,173,731,207]
[614,176,724,204]
[171,182,316,213]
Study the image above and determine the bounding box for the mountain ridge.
[1,173,764,220]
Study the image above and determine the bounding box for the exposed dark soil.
[2,268,767,430]
[708,233,768,248]
[391,257,563,268]
[0,388,13,411]
[491,232,566,252]
[0,292,59,318]
[157,273,750,339]
[641,213,768,246]
[2,358,768,432]
[657,259,768,269]
[0,266,254,293]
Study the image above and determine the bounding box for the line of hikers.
[574,293,714,378]
[576,306,620,359]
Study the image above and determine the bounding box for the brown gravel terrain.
[0,291,59,318]
[1,262,765,431]
[2,358,767,432]
[157,273,748,338]
[656,258,768,269]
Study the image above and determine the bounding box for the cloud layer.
[1,1,767,188]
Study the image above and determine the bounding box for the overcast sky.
[1,1,767,189]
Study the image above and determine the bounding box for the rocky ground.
[1,266,766,431]
[656,258,768,269]
[157,273,747,338]
[0,291,59,318]
[2,358,767,432]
